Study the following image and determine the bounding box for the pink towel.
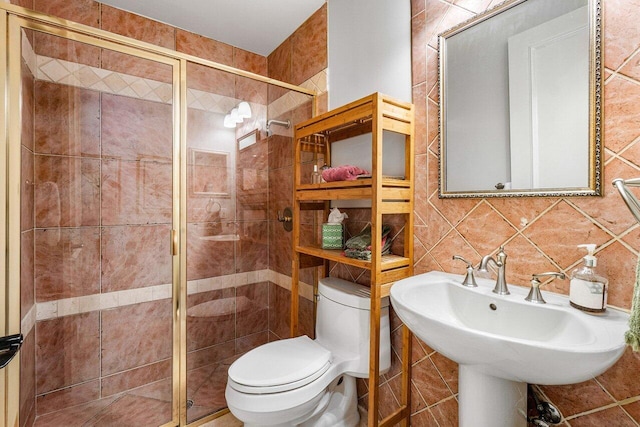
[321,165,370,182]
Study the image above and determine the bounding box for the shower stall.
[0,3,316,426]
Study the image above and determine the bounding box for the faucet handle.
[452,255,478,288]
[525,272,565,304]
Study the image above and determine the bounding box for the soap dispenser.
[569,244,608,313]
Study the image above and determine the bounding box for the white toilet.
[225,277,391,426]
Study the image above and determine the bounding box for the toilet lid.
[228,336,331,393]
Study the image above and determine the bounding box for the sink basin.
[390,271,629,426]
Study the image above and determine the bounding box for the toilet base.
[300,375,359,427]
[241,375,359,427]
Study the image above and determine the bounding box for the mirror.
[438,0,601,198]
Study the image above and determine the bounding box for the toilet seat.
[228,336,332,394]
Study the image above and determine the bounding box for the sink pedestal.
[459,366,527,427]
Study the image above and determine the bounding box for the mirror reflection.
[439,0,601,198]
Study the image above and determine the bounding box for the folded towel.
[343,224,392,261]
[321,165,370,182]
[625,254,640,351]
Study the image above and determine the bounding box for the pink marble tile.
[34,0,100,27]
[86,394,172,427]
[127,377,172,402]
[523,201,610,269]
[186,223,236,280]
[36,380,100,416]
[176,29,234,65]
[34,81,101,157]
[187,341,235,372]
[187,289,236,351]
[235,331,269,355]
[101,159,173,226]
[101,5,175,49]
[101,93,173,162]
[540,380,613,418]
[21,146,34,232]
[101,359,171,398]
[456,201,517,256]
[35,155,101,227]
[619,51,640,81]
[233,48,268,76]
[101,300,172,376]
[236,221,268,273]
[21,60,35,152]
[101,225,173,293]
[33,32,101,68]
[236,282,269,337]
[32,397,117,427]
[35,312,100,394]
[411,0,426,16]
[188,364,230,419]
[268,134,293,170]
[235,75,268,105]
[268,282,292,339]
[603,0,640,70]
[268,38,292,103]
[429,397,458,427]
[186,61,235,97]
[101,50,174,84]
[34,227,100,302]
[10,0,33,8]
[291,4,327,85]
[19,330,35,425]
[596,347,640,401]
[411,358,454,405]
[569,406,637,427]
[412,11,427,86]
[413,84,427,156]
[603,77,640,153]
[21,230,34,319]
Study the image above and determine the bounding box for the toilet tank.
[315,277,391,378]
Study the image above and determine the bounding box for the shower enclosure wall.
[0,4,318,426]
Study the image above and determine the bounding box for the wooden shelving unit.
[290,93,414,427]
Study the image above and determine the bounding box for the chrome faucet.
[478,246,509,295]
[452,255,478,288]
[525,272,565,304]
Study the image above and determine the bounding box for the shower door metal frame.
[4,13,183,427]
[0,3,317,426]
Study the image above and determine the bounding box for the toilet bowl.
[225,277,391,426]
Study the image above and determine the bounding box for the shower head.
[266,119,291,137]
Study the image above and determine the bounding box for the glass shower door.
[11,17,180,427]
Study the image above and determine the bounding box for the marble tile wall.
[407,0,640,424]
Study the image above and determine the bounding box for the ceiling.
[99,0,326,56]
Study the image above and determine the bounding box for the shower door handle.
[0,333,23,369]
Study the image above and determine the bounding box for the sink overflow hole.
[489,303,497,311]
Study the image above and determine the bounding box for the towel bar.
[613,178,640,225]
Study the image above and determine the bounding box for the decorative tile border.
[22,34,326,116]
[24,269,313,336]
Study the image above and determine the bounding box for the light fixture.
[231,108,243,123]
[223,101,252,128]
[237,101,252,119]
[223,114,236,128]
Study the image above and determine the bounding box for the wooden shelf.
[290,92,414,427]
[295,245,411,271]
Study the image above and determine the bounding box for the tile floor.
[33,357,235,427]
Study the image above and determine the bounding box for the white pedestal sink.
[390,271,629,427]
